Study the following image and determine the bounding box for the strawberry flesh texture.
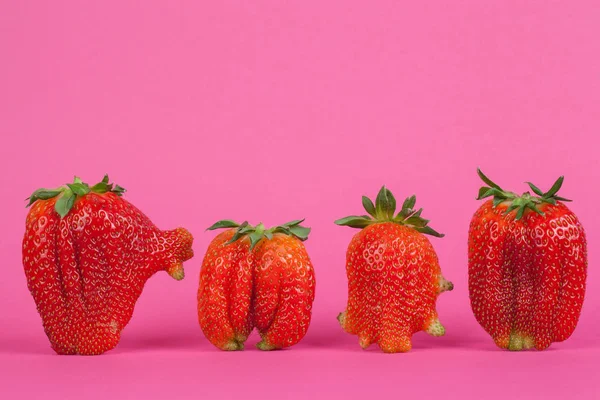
[198,230,316,350]
[22,192,194,355]
[339,222,451,353]
[468,200,587,350]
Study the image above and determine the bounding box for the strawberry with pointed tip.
[335,187,453,353]
[22,175,194,355]
[198,219,315,351]
[469,169,587,351]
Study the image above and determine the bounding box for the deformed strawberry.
[469,169,587,350]
[335,187,453,353]
[198,220,315,351]
[22,175,194,355]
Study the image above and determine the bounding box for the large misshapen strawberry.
[335,187,453,353]
[198,220,315,351]
[469,169,587,351]
[22,175,194,355]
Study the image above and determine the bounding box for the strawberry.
[198,220,315,351]
[469,169,587,351]
[335,187,453,353]
[22,175,194,355]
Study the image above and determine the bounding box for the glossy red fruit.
[469,169,587,350]
[335,187,453,353]
[22,176,194,355]
[198,220,315,351]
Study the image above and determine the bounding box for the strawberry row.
[22,170,586,354]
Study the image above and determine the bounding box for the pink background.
[1,1,599,399]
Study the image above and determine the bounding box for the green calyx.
[206,219,311,250]
[334,186,444,238]
[476,168,571,220]
[26,175,126,218]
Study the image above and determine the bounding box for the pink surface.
[1,1,599,399]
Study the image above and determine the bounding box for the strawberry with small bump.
[335,186,453,353]
[22,175,194,355]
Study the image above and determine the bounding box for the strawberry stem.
[476,168,571,220]
[334,186,444,237]
[206,219,311,249]
[26,175,126,218]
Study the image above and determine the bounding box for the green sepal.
[334,215,373,229]
[375,186,396,220]
[289,225,311,240]
[67,182,91,196]
[362,196,376,217]
[544,176,564,198]
[26,189,63,207]
[210,219,312,249]
[227,221,249,244]
[478,169,571,220]
[416,225,445,238]
[477,168,502,190]
[477,186,492,200]
[26,174,126,219]
[335,186,444,238]
[207,219,240,231]
[526,182,544,196]
[55,189,76,218]
[402,195,416,211]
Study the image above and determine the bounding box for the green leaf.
[404,216,429,228]
[101,174,110,184]
[334,215,372,229]
[515,206,525,220]
[553,196,572,202]
[503,204,519,215]
[492,197,505,207]
[417,225,445,238]
[477,168,502,190]
[248,231,263,250]
[264,231,273,240]
[477,186,491,200]
[273,225,291,235]
[112,185,126,195]
[282,219,304,228]
[375,186,396,219]
[544,176,564,198]
[239,224,253,234]
[483,187,508,200]
[67,183,90,196]
[542,197,557,205]
[526,182,544,196]
[26,189,63,207]
[402,195,416,211]
[526,202,544,216]
[73,176,83,184]
[362,196,376,217]
[289,225,311,241]
[91,182,110,193]
[55,189,75,218]
[207,220,240,231]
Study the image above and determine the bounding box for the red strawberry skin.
[198,228,316,351]
[468,200,587,350]
[338,222,452,353]
[253,234,315,350]
[22,192,194,355]
[197,229,254,350]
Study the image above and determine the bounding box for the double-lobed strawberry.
[23,175,194,355]
[469,169,587,350]
[198,219,316,350]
